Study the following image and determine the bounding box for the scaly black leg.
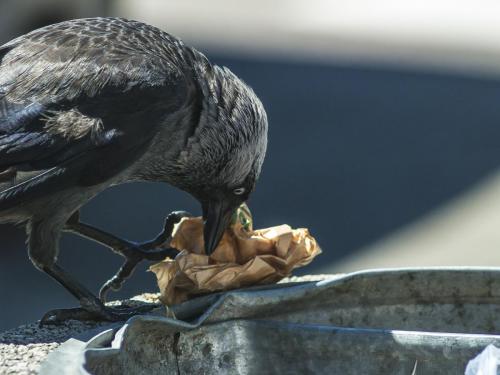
[64,210,192,301]
[29,214,187,326]
[40,263,158,325]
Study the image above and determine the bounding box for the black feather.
[0,18,195,208]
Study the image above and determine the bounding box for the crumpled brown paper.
[150,206,321,305]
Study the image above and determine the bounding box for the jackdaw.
[0,17,268,323]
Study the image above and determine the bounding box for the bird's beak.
[203,199,235,255]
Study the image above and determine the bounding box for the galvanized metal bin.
[41,268,500,374]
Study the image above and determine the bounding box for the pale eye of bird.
[233,187,246,195]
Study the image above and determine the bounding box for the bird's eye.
[233,187,246,195]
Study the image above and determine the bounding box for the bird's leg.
[40,263,157,325]
[64,210,192,301]
[28,219,162,325]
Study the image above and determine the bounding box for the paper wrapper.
[150,211,321,305]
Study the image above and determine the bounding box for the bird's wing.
[0,18,195,209]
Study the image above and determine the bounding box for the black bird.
[0,18,268,323]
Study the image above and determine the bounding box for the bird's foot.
[40,301,160,326]
[97,247,178,302]
[65,210,193,302]
[98,210,193,301]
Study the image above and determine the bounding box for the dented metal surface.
[41,268,500,374]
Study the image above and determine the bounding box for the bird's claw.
[97,210,193,302]
[39,303,160,326]
[64,210,193,303]
[139,210,193,250]
[99,275,124,301]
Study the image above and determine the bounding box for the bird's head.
[171,65,268,255]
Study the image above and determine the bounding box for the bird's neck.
[128,50,235,186]
[127,99,200,183]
